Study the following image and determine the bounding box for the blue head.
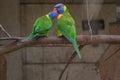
[54,3,68,14]
[48,11,58,19]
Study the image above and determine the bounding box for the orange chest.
[57,14,63,19]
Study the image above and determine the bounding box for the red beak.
[53,8,57,12]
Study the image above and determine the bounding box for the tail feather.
[26,33,38,41]
[72,40,81,59]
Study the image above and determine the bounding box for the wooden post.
[0,55,7,80]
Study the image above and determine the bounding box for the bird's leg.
[36,32,48,39]
[40,34,47,37]
[39,31,48,37]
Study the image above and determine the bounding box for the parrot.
[54,3,81,58]
[26,11,58,41]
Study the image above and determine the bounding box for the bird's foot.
[35,35,46,39]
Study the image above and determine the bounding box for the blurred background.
[0,0,120,80]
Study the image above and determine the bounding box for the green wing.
[33,15,52,35]
[57,12,76,43]
[26,15,52,40]
[57,11,81,58]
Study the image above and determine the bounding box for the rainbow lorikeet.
[54,3,81,58]
[26,11,58,40]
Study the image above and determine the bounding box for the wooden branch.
[0,35,120,55]
[59,45,84,80]
[0,37,24,40]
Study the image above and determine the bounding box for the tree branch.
[59,45,84,80]
[0,24,12,37]
[0,35,120,55]
[0,37,24,40]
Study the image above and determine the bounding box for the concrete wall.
[0,0,117,80]
[98,23,120,80]
[0,0,22,80]
[98,45,120,80]
[21,4,116,63]
[20,1,116,80]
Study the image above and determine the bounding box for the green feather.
[26,32,39,41]
[57,10,81,58]
[26,14,52,41]
[72,40,81,58]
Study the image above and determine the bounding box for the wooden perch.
[0,37,24,40]
[0,35,120,55]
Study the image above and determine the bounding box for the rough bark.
[0,35,120,55]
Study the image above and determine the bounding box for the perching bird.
[54,3,81,58]
[26,11,58,40]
